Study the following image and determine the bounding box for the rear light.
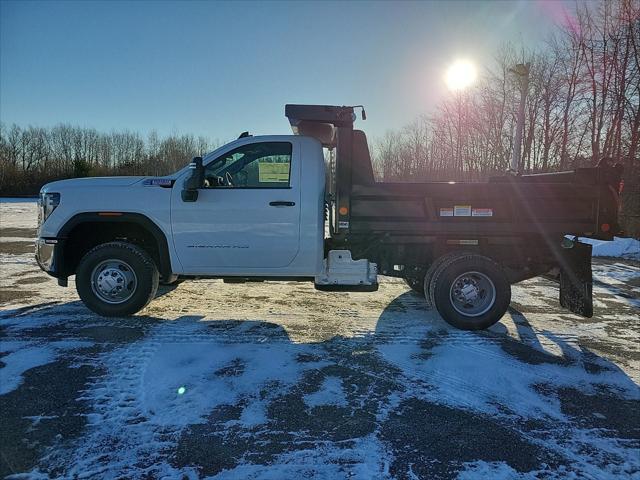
[601,223,610,232]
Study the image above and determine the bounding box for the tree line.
[371,0,639,235]
[0,125,215,195]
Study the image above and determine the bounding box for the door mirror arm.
[182,156,204,202]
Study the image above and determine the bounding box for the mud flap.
[559,241,593,317]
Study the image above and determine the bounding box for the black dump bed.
[285,104,623,242]
[349,171,622,241]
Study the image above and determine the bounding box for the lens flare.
[445,60,477,91]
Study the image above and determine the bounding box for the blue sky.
[1,0,567,142]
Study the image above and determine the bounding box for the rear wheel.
[423,252,461,307]
[76,241,159,317]
[430,254,510,330]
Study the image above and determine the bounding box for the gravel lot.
[1,199,639,479]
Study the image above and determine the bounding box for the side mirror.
[181,156,204,202]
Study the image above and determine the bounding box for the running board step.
[314,283,378,292]
[314,250,378,291]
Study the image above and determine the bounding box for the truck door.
[171,139,301,273]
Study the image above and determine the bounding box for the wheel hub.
[91,260,137,304]
[97,268,126,295]
[449,271,496,317]
[458,282,479,302]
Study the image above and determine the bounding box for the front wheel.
[430,254,510,330]
[76,241,159,317]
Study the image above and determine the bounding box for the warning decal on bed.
[440,206,493,217]
[472,208,494,217]
[454,205,472,216]
[439,207,454,217]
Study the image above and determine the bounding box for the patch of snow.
[592,261,640,284]
[0,198,38,229]
[0,345,55,394]
[0,252,35,266]
[0,339,95,395]
[54,319,330,477]
[377,328,639,421]
[304,376,348,408]
[213,434,392,480]
[0,237,35,242]
[0,340,31,353]
[575,236,640,260]
[50,340,95,350]
[141,338,311,428]
[457,461,539,479]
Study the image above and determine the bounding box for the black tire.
[423,252,462,307]
[431,254,510,330]
[76,241,159,317]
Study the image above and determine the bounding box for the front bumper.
[35,237,65,279]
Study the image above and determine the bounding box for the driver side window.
[204,142,292,188]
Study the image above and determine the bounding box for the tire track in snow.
[47,318,322,477]
[48,320,199,478]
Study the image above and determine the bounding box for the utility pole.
[509,63,530,173]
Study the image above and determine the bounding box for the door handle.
[269,201,295,207]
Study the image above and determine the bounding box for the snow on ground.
[0,344,56,395]
[304,376,349,408]
[593,261,640,286]
[577,235,640,260]
[1,199,639,479]
[0,197,38,229]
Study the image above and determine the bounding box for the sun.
[445,59,478,91]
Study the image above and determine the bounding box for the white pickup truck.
[36,105,622,330]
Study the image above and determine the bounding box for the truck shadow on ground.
[1,292,638,479]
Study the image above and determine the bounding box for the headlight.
[39,192,60,223]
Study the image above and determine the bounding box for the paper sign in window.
[258,162,289,183]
